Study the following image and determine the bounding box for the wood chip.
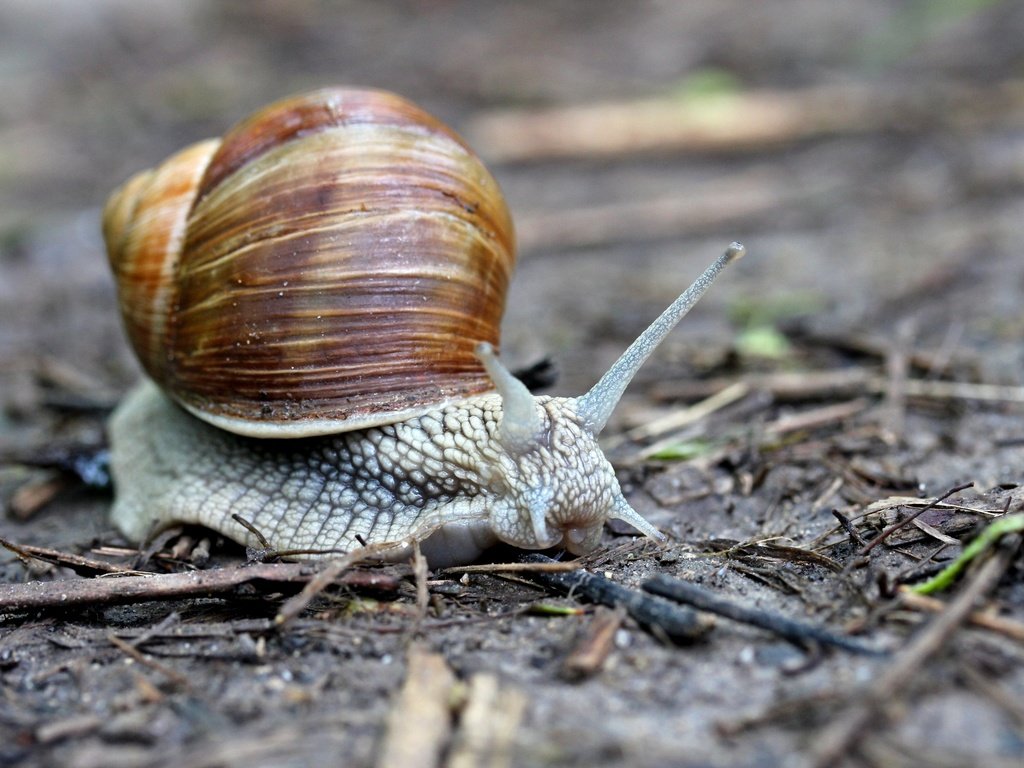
[35,713,104,744]
[447,673,527,768]
[561,606,626,680]
[911,517,961,546]
[377,646,456,768]
[7,474,70,520]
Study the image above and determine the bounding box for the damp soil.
[2,2,1024,767]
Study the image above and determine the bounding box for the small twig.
[604,381,749,453]
[643,575,886,657]
[411,542,429,635]
[122,610,182,648]
[857,494,1000,522]
[274,553,363,626]
[809,533,1023,767]
[858,482,975,557]
[898,378,1024,404]
[519,554,710,643]
[910,518,960,546]
[700,538,842,573]
[34,714,105,744]
[440,560,580,575]
[893,542,954,587]
[649,369,1024,406]
[650,368,875,403]
[0,560,397,613]
[231,513,378,562]
[0,537,143,576]
[765,398,871,437]
[230,514,352,562]
[832,509,867,547]
[898,588,1024,643]
[812,477,845,513]
[107,634,191,689]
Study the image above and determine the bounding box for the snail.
[102,87,743,568]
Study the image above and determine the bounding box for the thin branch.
[274,553,364,626]
[469,80,1024,162]
[604,381,750,452]
[649,369,1024,406]
[0,560,397,613]
[643,575,886,656]
[107,634,191,689]
[519,554,710,643]
[898,588,1024,643]
[440,560,582,575]
[0,537,143,576]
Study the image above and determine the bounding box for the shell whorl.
[103,88,515,438]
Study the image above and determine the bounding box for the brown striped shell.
[103,88,516,438]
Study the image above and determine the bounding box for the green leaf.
[527,602,585,616]
[735,325,792,361]
[648,439,714,461]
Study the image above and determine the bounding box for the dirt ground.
[2,2,1024,766]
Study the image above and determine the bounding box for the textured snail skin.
[110,382,629,567]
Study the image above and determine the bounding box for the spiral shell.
[103,88,515,437]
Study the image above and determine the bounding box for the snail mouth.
[565,527,588,546]
[561,524,602,555]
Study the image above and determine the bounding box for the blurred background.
[1,0,1023,426]
[2,5,1024,765]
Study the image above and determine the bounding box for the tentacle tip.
[475,341,495,360]
[725,242,746,262]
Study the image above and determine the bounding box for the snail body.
[103,87,743,567]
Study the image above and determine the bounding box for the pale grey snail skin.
[111,387,621,567]
[108,245,745,567]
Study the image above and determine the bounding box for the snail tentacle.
[576,243,745,434]
[475,341,543,456]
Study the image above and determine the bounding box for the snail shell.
[103,88,514,438]
[102,86,743,566]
